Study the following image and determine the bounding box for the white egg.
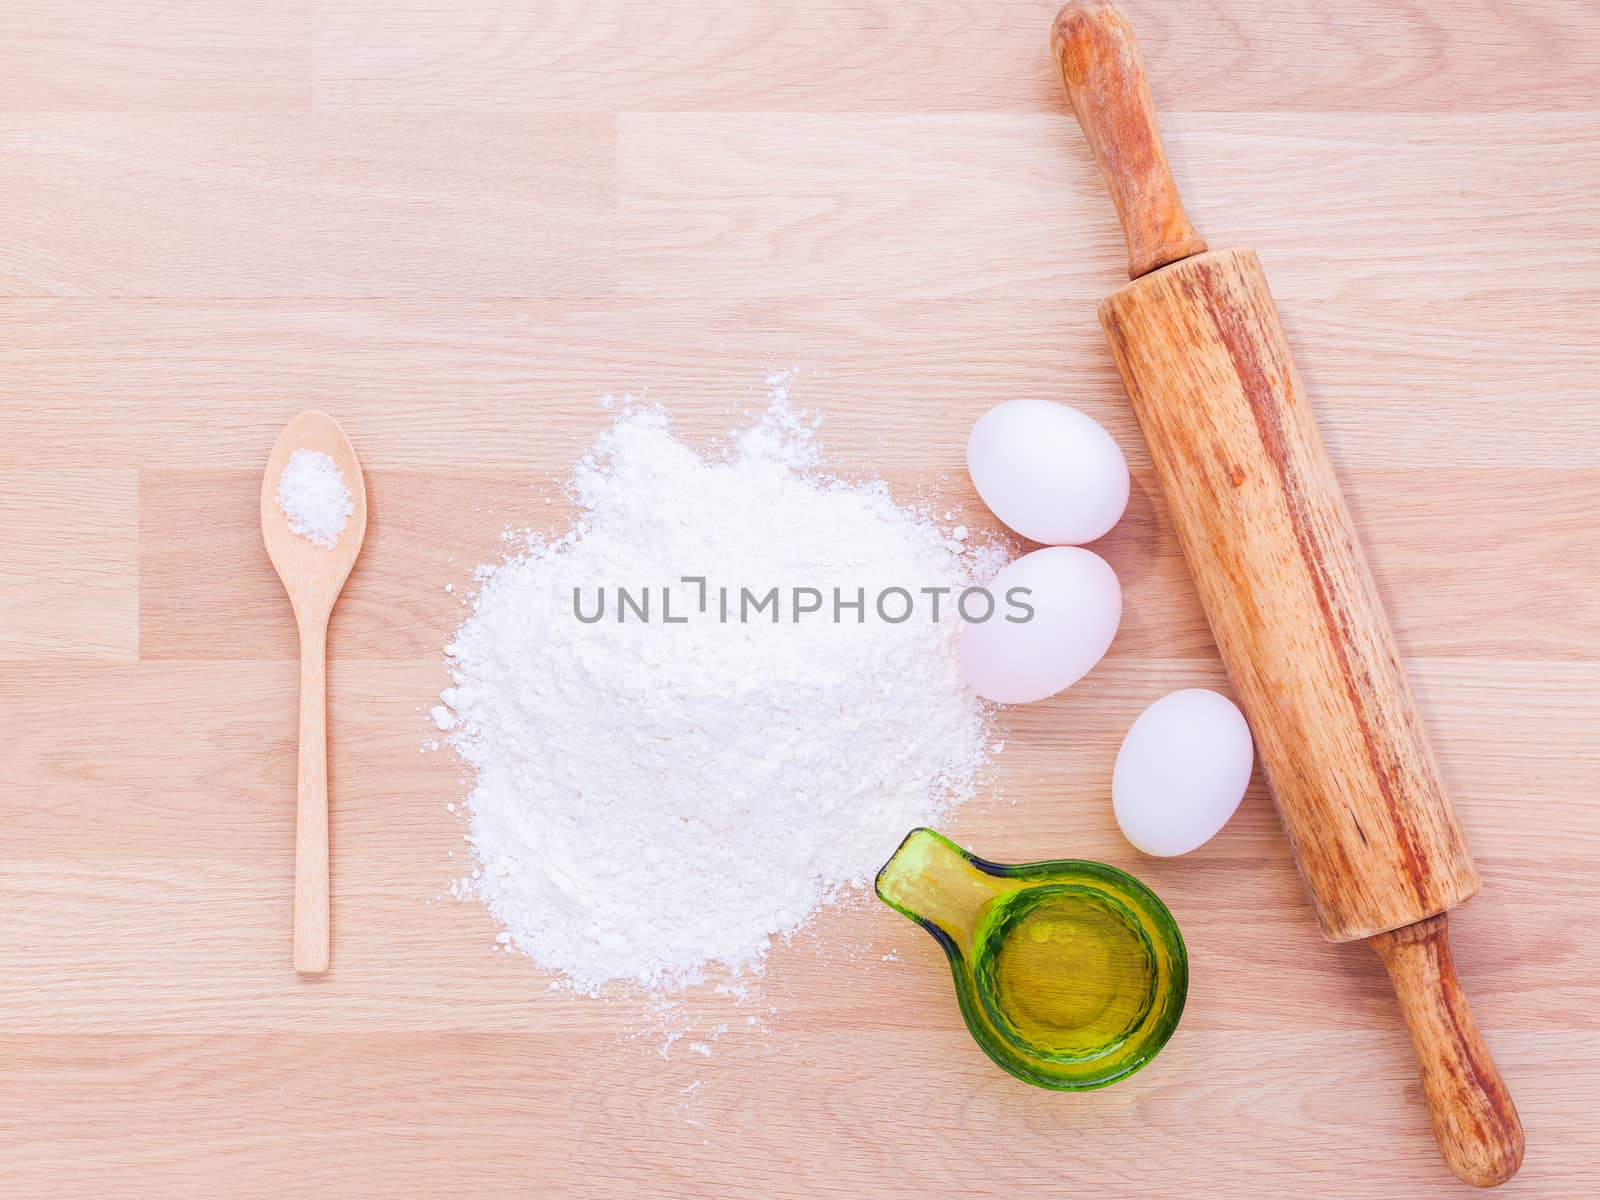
[967,400,1130,545]
[958,546,1121,704]
[1113,689,1254,857]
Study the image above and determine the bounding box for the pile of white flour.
[437,384,991,996]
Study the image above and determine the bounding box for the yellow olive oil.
[875,828,1186,1089]
[975,885,1158,1061]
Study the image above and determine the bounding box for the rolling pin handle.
[1371,914,1525,1187]
[1051,1,1208,278]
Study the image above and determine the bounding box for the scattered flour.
[440,380,991,1001]
[276,448,352,549]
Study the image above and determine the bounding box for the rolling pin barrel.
[1097,247,1480,940]
[1052,1,1523,1186]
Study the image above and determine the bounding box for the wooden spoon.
[260,411,367,973]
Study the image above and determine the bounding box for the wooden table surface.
[3,2,1597,1196]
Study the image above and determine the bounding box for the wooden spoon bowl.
[261,410,367,973]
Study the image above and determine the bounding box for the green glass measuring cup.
[876,828,1187,1090]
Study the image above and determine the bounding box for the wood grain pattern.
[1,1,1597,1197]
[0,471,137,660]
[307,0,1600,114]
[0,1,312,111]
[0,114,615,297]
[1103,249,1479,942]
[615,112,1600,301]
[1374,914,1525,1187]
[260,412,369,972]
[1069,3,1524,1170]
[1053,0,1208,277]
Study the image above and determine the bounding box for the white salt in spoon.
[260,411,367,973]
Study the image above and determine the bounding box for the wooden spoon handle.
[1051,1,1207,278]
[1371,914,1524,1187]
[294,614,330,974]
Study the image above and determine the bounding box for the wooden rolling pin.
[1051,2,1523,1187]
